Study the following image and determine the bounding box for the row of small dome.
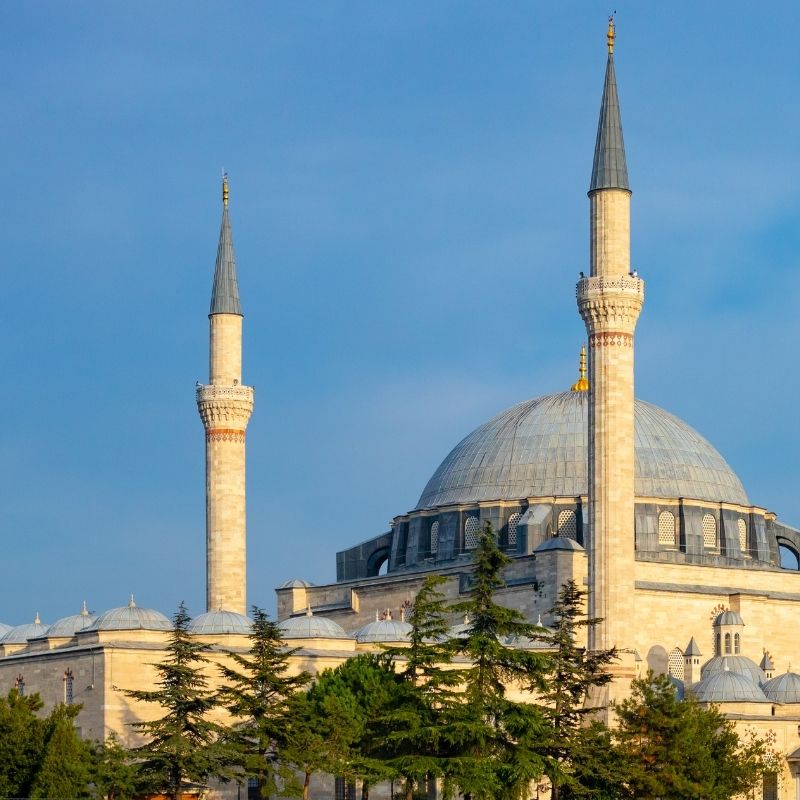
[682,662,800,705]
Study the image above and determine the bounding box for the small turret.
[684,636,702,685]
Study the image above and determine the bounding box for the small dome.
[354,614,412,644]
[278,578,316,589]
[691,670,769,703]
[43,604,96,638]
[1,615,49,644]
[86,597,171,632]
[701,655,765,686]
[279,609,350,640]
[504,616,552,649]
[763,672,800,704]
[669,675,686,701]
[714,610,744,627]
[534,537,585,553]
[188,610,253,635]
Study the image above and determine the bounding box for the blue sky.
[1,3,799,623]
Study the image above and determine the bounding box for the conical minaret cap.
[210,173,243,316]
[589,19,630,193]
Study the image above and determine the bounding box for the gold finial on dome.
[607,15,616,55]
[222,172,229,208]
[571,345,589,392]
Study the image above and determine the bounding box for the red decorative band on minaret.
[206,428,246,443]
[590,331,633,348]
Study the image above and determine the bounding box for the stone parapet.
[196,384,254,430]
[576,275,644,333]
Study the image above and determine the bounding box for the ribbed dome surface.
[86,601,171,632]
[416,392,748,509]
[45,612,96,638]
[692,671,769,703]
[354,618,412,644]
[0,623,10,637]
[535,537,585,553]
[763,672,800,704]
[187,611,253,635]
[714,610,745,626]
[701,655,766,687]
[1,619,49,644]
[279,612,350,640]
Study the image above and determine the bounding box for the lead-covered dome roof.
[43,605,96,638]
[416,392,748,509]
[86,598,171,632]
[279,609,350,640]
[187,610,253,635]
[1,616,49,644]
[691,670,769,703]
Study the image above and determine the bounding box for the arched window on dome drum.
[715,632,721,656]
[507,513,521,549]
[430,521,439,555]
[734,633,741,655]
[557,509,577,540]
[464,517,481,550]
[658,511,677,547]
[724,632,731,655]
[667,647,684,681]
[702,513,718,550]
[738,518,748,556]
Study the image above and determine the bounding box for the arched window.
[557,509,577,539]
[430,521,439,555]
[724,632,731,654]
[738,518,748,556]
[63,669,74,705]
[779,543,800,570]
[734,633,741,655]
[715,632,721,656]
[507,513,521,548]
[702,513,717,550]
[658,511,677,547]
[667,647,684,680]
[14,674,24,697]
[464,517,481,550]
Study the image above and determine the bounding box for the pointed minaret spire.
[589,17,629,193]
[210,173,242,316]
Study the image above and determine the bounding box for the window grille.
[464,517,481,549]
[702,513,717,549]
[734,633,741,655]
[658,511,677,546]
[64,669,74,705]
[724,632,731,655]
[667,647,684,680]
[738,519,748,555]
[507,513,521,548]
[14,674,24,696]
[430,521,439,554]
[557,509,577,539]
[715,632,721,657]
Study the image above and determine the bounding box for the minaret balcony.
[576,274,645,332]
[576,274,644,302]
[196,384,254,429]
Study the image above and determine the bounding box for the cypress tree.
[217,605,310,797]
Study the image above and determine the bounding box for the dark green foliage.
[0,690,47,798]
[537,581,617,799]
[89,732,140,800]
[217,606,310,798]
[126,602,228,800]
[30,703,93,799]
[615,671,772,800]
[447,523,550,800]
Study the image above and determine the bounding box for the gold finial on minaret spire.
[607,15,616,55]
[571,345,590,392]
[222,172,229,208]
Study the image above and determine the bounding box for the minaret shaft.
[197,176,253,615]
[589,190,630,277]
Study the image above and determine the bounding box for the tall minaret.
[196,174,254,614]
[577,19,644,651]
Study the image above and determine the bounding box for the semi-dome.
[714,610,744,626]
[416,392,748,509]
[1,615,49,644]
[279,608,350,640]
[691,670,769,703]
[86,598,171,632]
[763,672,800,704]
[188,610,253,635]
[43,604,96,638]
[354,615,412,644]
[701,655,766,687]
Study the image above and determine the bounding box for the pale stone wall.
[589,189,631,277]
[209,315,243,385]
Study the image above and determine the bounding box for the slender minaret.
[577,19,644,651]
[196,174,254,614]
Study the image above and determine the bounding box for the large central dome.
[416,392,748,510]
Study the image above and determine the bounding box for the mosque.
[1,20,800,800]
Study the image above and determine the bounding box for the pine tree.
[615,671,772,800]
[537,580,617,800]
[217,605,310,798]
[447,522,551,800]
[126,602,228,800]
[30,703,93,799]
